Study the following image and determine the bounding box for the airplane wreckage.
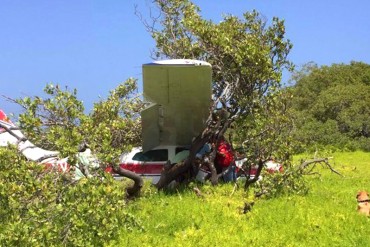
[0,59,281,184]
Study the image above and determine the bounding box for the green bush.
[290,62,370,152]
[0,147,141,246]
[253,168,309,198]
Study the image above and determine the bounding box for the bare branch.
[299,158,343,177]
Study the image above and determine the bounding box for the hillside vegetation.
[290,62,370,152]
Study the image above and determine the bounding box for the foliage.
[111,151,370,246]
[254,167,309,199]
[84,78,143,164]
[150,0,293,115]
[0,147,142,246]
[232,89,295,167]
[290,61,370,152]
[15,78,143,165]
[3,79,145,243]
[16,84,85,162]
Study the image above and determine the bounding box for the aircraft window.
[132,152,148,161]
[133,149,168,161]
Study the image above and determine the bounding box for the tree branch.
[299,158,343,177]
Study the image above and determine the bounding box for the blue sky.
[1,0,370,115]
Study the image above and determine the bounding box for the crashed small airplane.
[0,59,213,183]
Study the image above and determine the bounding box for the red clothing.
[215,140,234,168]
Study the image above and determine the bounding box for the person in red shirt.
[215,136,236,182]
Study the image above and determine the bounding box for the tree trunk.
[155,134,209,189]
[113,166,144,197]
[205,149,219,185]
[244,159,265,190]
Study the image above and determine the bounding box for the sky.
[1,0,370,116]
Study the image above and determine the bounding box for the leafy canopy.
[15,78,143,165]
[290,61,370,152]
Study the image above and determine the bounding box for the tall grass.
[110,151,370,247]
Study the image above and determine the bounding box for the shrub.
[252,168,309,199]
[0,147,141,246]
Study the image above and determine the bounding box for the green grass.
[110,151,370,247]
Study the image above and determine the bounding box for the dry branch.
[299,158,343,177]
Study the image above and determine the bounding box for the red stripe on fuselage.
[119,162,164,175]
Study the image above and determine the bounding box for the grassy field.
[110,151,370,247]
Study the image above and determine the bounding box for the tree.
[290,61,370,152]
[11,78,145,196]
[141,0,294,188]
[0,146,142,245]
